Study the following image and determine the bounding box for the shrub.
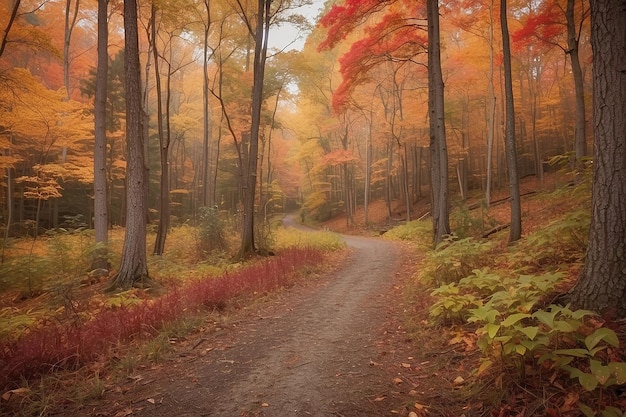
[197,206,227,253]
[421,236,494,286]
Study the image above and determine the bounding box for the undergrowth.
[404,182,626,415]
[0,246,327,389]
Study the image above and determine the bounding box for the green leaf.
[601,406,626,417]
[552,320,576,333]
[585,328,619,350]
[501,313,531,327]
[571,308,596,320]
[514,344,527,355]
[565,366,598,391]
[554,348,589,358]
[533,309,559,327]
[487,323,500,339]
[590,359,611,385]
[608,362,626,384]
[519,326,539,340]
[494,335,513,344]
[577,402,595,417]
[477,359,493,375]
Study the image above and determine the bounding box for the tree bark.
[427,0,450,246]
[91,0,109,271]
[500,0,522,243]
[569,0,626,316]
[109,0,149,289]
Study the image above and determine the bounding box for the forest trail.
[86,219,417,417]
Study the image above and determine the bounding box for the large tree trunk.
[569,0,626,316]
[109,0,149,289]
[427,0,450,246]
[500,0,522,243]
[91,0,109,271]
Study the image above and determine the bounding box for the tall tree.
[500,0,522,242]
[151,3,168,256]
[109,0,149,289]
[569,0,626,316]
[427,0,450,245]
[236,0,271,259]
[91,0,109,270]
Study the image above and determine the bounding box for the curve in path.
[126,220,405,417]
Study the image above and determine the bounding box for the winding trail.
[92,219,411,417]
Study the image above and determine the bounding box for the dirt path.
[84,223,418,417]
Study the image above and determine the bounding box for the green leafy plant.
[422,237,495,286]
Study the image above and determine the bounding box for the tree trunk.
[385,139,393,220]
[569,0,626,317]
[91,0,109,271]
[566,0,588,167]
[109,0,149,289]
[64,0,80,99]
[427,0,450,246]
[2,131,14,264]
[201,0,212,207]
[364,114,372,225]
[500,0,522,243]
[237,0,270,259]
[152,4,170,256]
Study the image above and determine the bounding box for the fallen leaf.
[559,392,579,412]
[409,412,419,417]
[401,363,412,368]
[147,398,155,404]
[415,402,426,410]
[452,376,465,386]
[2,388,31,402]
[393,377,403,385]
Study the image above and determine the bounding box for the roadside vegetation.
[0,218,344,415]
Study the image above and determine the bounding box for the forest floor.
[2,172,607,417]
